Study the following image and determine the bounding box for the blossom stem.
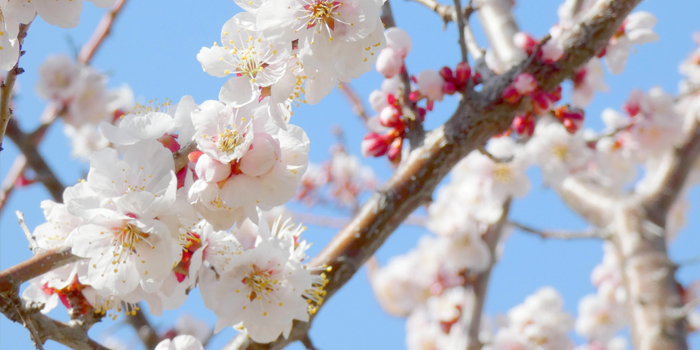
[0,21,32,157]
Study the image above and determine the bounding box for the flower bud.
[361,132,391,157]
[513,32,537,55]
[195,154,232,183]
[554,107,585,134]
[385,27,412,57]
[157,133,181,153]
[455,62,472,86]
[369,90,389,112]
[239,133,281,177]
[188,151,204,163]
[513,73,537,95]
[512,113,535,137]
[417,69,446,102]
[439,66,455,82]
[442,81,457,95]
[502,85,521,104]
[388,137,403,164]
[379,106,403,128]
[376,47,403,78]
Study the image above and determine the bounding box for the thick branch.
[475,0,523,67]
[0,289,108,350]
[223,1,641,349]
[0,22,31,153]
[642,116,700,224]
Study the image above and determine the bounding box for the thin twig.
[453,0,468,62]
[338,82,369,124]
[509,221,608,239]
[478,147,512,163]
[0,21,32,153]
[16,211,40,254]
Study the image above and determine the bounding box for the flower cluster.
[19,0,394,340]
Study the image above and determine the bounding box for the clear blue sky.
[1,0,699,349]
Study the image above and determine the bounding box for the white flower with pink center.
[188,101,309,230]
[200,218,327,343]
[603,12,659,74]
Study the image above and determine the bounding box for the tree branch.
[453,0,469,62]
[0,21,32,154]
[509,221,608,240]
[465,200,510,350]
[222,1,641,349]
[475,0,524,67]
[5,118,65,202]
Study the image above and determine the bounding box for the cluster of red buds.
[503,73,573,137]
[438,62,477,94]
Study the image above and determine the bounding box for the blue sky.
[1,0,700,349]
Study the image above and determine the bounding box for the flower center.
[243,266,277,302]
[114,223,150,253]
[493,164,513,183]
[300,0,350,41]
[551,144,569,161]
[217,128,241,153]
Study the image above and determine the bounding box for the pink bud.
[502,85,521,104]
[369,90,389,112]
[512,114,535,137]
[541,41,564,62]
[385,28,412,57]
[195,154,232,183]
[513,32,537,55]
[361,133,391,157]
[239,133,281,177]
[439,67,455,82]
[417,107,427,121]
[188,151,204,163]
[388,137,403,164]
[379,106,403,128]
[531,91,554,115]
[554,107,585,134]
[455,62,471,86]
[417,69,446,102]
[376,47,403,78]
[409,91,421,102]
[472,72,483,85]
[513,73,537,95]
[442,81,457,95]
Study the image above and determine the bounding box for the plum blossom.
[527,120,592,185]
[490,287,575,350]
[197,13,290,126]
[256,0,385,101]
[575,293,626,342]
[603,12,659,74]
[155,335,204,350]
[572,59,608,108]
[200,217,327,343]
[417,69,445,102]
[64,140,181,296]
[188,100,309,230]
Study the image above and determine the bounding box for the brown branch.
[453,0,469,63]
[464,200,510,350]
[125,308,161,350]
[77,0,129,65]
[223,1,641,349]
[509,221,609,240]
[0,21,32,154]
[407,0,475,26]
[6,118,65,202]
[0,288,108,350]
